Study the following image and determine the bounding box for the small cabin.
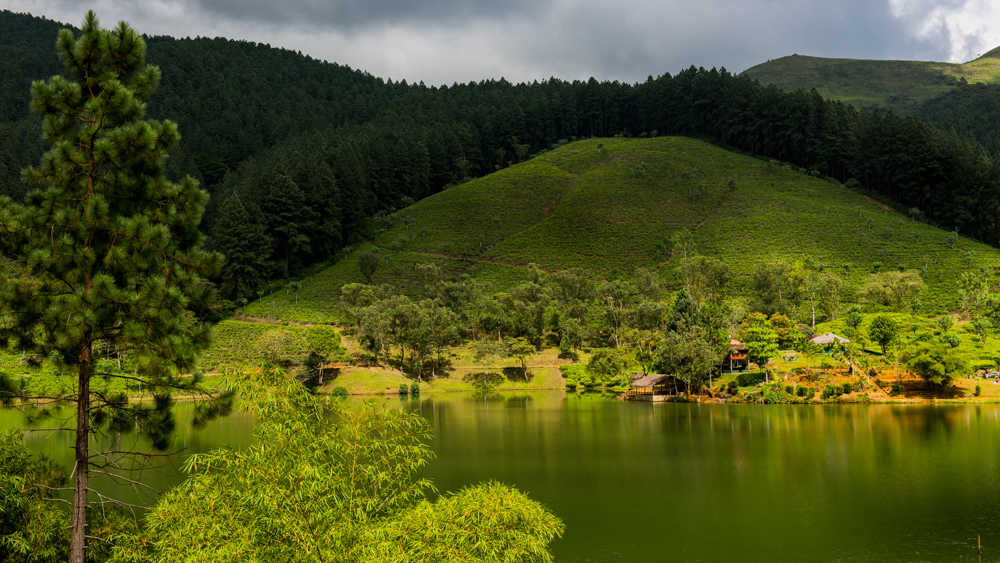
[722,338,748,373]
[626,373,687,401]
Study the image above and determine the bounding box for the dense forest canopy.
[2,10,1000,301]
[914,83,1000,154]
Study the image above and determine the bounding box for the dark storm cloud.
[190,0,545,31]
[496,0,954,82]
[7,0,996,85]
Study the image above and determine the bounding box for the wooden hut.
[625,373,687,401]
[722,338,748,373]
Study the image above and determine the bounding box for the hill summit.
[742,49,1000,111]
[977,46,1000,61]
[245,137,1000,323]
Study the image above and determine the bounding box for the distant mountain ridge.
[742,48,1000,113]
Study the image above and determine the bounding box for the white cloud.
[887,0,1000,62]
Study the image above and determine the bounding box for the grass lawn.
[325,339,577,395]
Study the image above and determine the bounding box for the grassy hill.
[742,48,1000,112]
[245,136,1000,323]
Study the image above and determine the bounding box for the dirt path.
[406,251,550,272]
[864,195,902,215]
[543,172,581,216]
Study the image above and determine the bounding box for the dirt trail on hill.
[230,316,323,327]
[543,172,581,216]
[407,251,551,272]
[864,195,902,215]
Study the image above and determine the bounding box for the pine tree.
[215,193,272,303]
[0,13,231,562]
[261,169,316,279]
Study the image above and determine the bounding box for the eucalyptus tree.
[959,269,991,342]
[407,300,459,381]
[741,313,780,382]
[801,270,843,328]
[504,336,536,381]
[508,281,550,345]
[0,13,230,562]
[597,279,638,348]
[867,314,899,356]
[860,271,926,311]
[676,254,730,304]
[654,322,720,395]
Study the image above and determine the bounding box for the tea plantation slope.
[742,50,1000,111]
[244,136,1000,322]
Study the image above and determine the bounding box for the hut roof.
[629,373,680,388]
[811,332,850,345]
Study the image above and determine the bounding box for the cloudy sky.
[4,0,1000,86]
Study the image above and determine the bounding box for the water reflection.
[3,396,1000,561]
[399,397,1000,562]
[0,404,256,509]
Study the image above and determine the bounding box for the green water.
[5,394,1000,561]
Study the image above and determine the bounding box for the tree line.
[5,11,1000,302]
[337,229,1000,394]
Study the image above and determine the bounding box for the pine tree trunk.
[70,346,92,563]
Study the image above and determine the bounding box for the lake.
[4,393,999,562]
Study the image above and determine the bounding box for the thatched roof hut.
[811,332,850,345]
[629,373,674,387]
[628,373,686,395]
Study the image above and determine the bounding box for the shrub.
[796,386,807,397]
[560,364,587,390]
[842,382,853,395]
[784,385,794,395]
[821,384,840,400]
[939,332,961,348]
[736,371,764,387]
[890,382,903,396]
[399,384,409,396]
[975,384,982,397]
[727,380,738,395]
[410,383,420,397]
[762,387,782,404]
[559,364,588,379]
[330,386,348,399]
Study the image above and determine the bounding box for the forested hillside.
[3,10,1000,306]
[246,137,1000,323]
[913,83,1000,153]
